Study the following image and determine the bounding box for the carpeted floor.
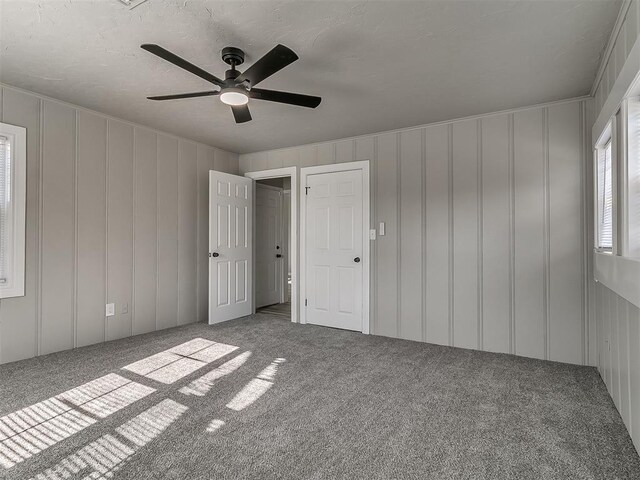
[1,314,639,479]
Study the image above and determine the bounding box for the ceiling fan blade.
[235,44,298,87]
[231,104,252,123]
[147,91,219,101]
[249,88,321,108]
[141,44,225,87]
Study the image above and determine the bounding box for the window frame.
[625,97,640,258]
[595,121,616,253]
[0,122,27,299]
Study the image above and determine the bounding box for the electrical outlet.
[369,229,376,240]
[106,303,115,317]
[122,303,128,314]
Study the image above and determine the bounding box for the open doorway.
[255,178,290,318]
[245,167,298,323]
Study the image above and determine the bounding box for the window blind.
[629,99,640,257]
[0,135,9,284]
[598,140,613,250]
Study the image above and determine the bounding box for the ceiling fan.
[141,43,321,123]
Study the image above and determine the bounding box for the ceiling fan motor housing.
[221,46,245,66]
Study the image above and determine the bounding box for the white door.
[255,183,283,308]
[305,169,363,331]
[209,171,253,324]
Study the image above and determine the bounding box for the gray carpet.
[1,314,639,479]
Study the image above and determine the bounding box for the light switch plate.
[106,303,115,317]
[369,229,376,240]
[121,303,128,314]
[379,222,386,236]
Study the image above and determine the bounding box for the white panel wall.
[590,0,640,456]
[424,124,451,346]
[240,98,592,365]
[0,85,239,364]
[513,108,546,360]
[452,120,479,350]
[178,141,198,326]
[481,114,511,354]
[133,128,158,336]
[399,129,422,341]
[76,111,107,347]
[0,89,40,360]
[106,120,134,341]
[596,282,640,455]
[41,101,76,355]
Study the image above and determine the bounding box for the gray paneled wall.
[240,98,593,365]
[0,85,239,364]
[595,282,640,454]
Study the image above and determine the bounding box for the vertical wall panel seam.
[131,129,137,336]
[615,298,622,407]
[196,149,201,322]
[37,100,44,355]
[101,120,107,341]
[396,132,402,339]
[176,142,179,326]
[477,119,484,350]
[194,151,199,323]
[155,135,159,331]
[625,301,633,435]
[597,283,602,373]
[373,136,379,335]
[153,137,158,327]
[543,108,551,361]
[580,100,588,365]
[73,110,78,348]
[607,289,612,390]
[0,88,2,361]
[104,121,110,342]
[448,124,454,346]
[193,147,198,323]
[508,113,516,354]
[421,128,427,342]
[177,142,180,325]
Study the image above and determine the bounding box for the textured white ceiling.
[0,0,621,153]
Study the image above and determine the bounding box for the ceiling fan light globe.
[220,89,249,106]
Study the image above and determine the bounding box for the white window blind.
[629,99,640,257]
[597,140,613,250]
[0,134,10,285]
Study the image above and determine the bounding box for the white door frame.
[300,161,370,334]
[244,167,298,324]
[255,182,284,308]
[282,189,292,304]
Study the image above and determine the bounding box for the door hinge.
[305,299,308,306]
[305,186,310,195]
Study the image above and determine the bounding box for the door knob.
[276,254,282,258]
[210,252,219,258]
[354,257,361,263]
